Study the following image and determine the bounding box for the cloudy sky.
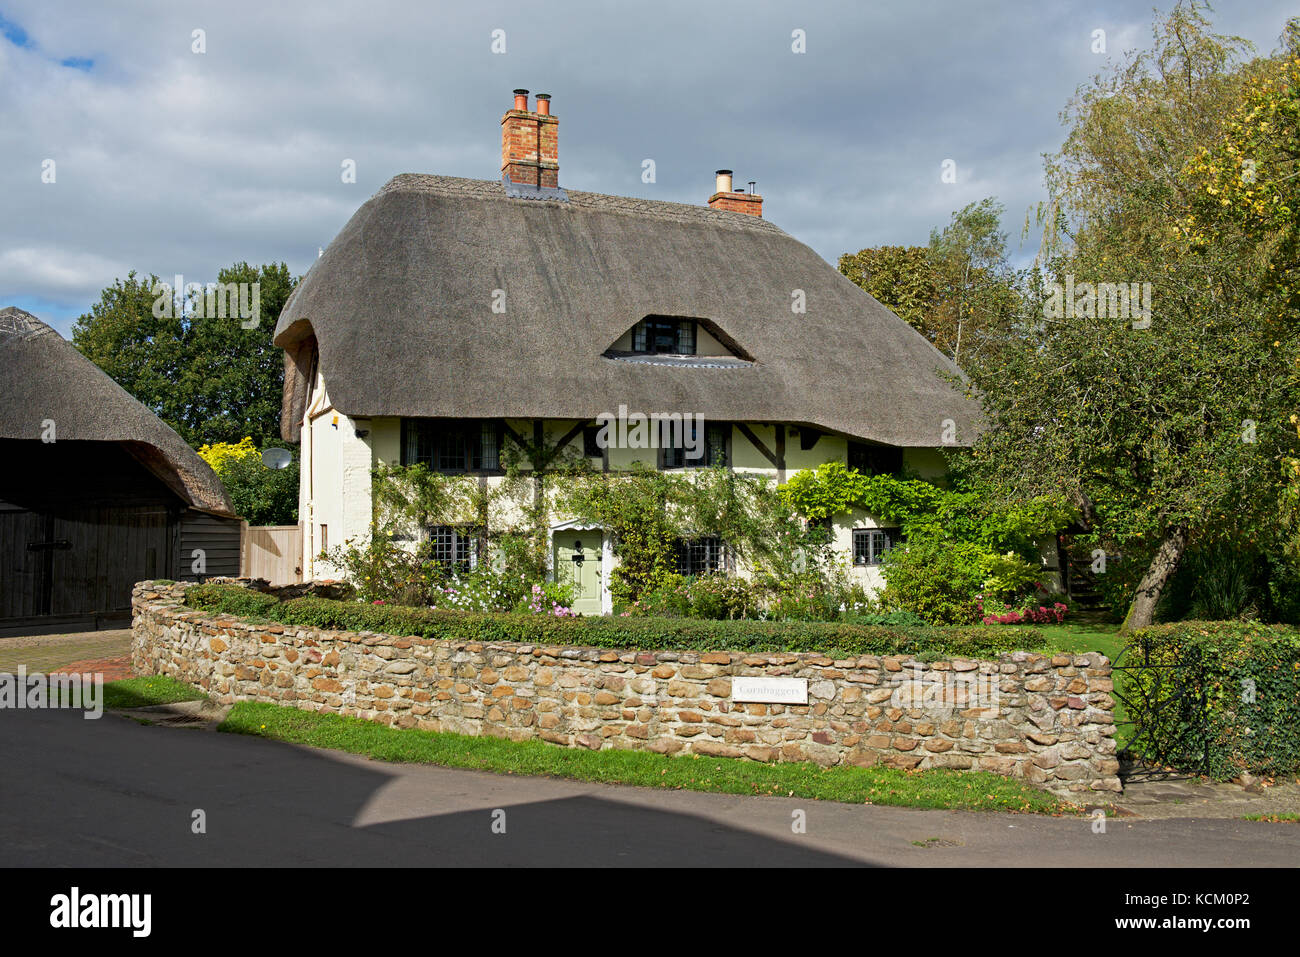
[2,0,1295,336]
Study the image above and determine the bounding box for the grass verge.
[218,700,1080,815]
[41,674,208,710]
[102,676,208,710]
[1242,813,1300,823]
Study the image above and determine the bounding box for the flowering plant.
[978,594,1068,625]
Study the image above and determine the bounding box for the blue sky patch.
[0,12,32,48]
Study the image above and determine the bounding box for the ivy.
[781,461,1073,558]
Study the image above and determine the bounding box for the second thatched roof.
[0,306,235,515]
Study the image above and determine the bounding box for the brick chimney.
[707,169,762,217]
[501,89,559,189]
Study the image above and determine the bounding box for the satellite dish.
[261,447,292,470]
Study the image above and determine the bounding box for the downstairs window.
[427,525,483,574]
[674,536,725,576]
[852,527,900,566]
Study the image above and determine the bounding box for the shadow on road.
[0,707,866,867]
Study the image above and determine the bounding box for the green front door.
[554,534,603,616]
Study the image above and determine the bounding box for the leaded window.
[428,525,481,574]
[402,419,502,472]
[632,317,696,355]
[662,421,729,469]
[674,536,724,576]
[852,527,899,566]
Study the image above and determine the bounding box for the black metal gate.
[1110,640,1211,774]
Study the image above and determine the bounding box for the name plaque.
[731,676,808,704]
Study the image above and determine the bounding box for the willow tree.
[966,2,1300,631]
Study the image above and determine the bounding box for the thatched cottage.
[274,91,982,613]
[0,306,240,634]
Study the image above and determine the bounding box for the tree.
[72,262,296,448]
[197,438,299,525]
[837,245,939,340]
[927,198,1021,367]
[968,1,1300,631]
[838,198,1021,365]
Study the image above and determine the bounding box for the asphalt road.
[1,707,1296,867]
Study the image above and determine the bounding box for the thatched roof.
[0,307,235,515]
[274,174,983,447]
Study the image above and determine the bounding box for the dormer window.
[604,315,753,367]
[632,317,696,355]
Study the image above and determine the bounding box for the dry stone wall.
[131,581,1121,794]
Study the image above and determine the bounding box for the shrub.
[878,537,1046,625]
[629,573,760,620]
[182,583,1045,660]
[324,525,439,606]
[197,437,299,525]
[877,539,987,624]
[1121,620,1300,779]
[843,609,929,628]
[186,583,281,619]
[979,596,1069,625]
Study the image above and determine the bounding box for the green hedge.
[184,583,1044,660]
[1121,621,1300,779]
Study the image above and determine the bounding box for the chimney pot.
[536,93,551,115]
[707,169,762,217]
[513,88,529,111]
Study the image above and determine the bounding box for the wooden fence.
[240,523,303,585]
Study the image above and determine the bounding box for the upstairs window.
[852,527,901,566]
[848,441,903,476]
[674,536,725,576]
[633,317,696,355]
[402,419,502,472]
[661,421,729,469]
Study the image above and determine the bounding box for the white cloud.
[0,0,1294,333]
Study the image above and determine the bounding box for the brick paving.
[0,629,132,678]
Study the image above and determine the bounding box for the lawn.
[47,675,209,710]
[1034,619,1125,663]
[218,700,1082,815]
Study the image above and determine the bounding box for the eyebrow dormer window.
[633,317,695,355]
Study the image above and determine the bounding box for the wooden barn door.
[52,506,172,615]
[0,505,46,619]
[0,505,173,623]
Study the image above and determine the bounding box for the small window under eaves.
[603,315,754,367]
